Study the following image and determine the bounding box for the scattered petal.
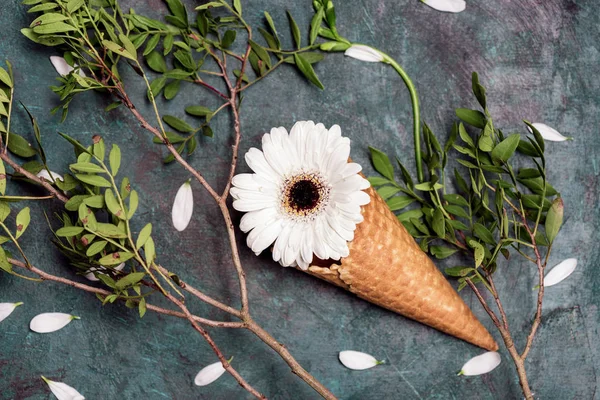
[459,351,501,376]
[194,361,227,386]
[339,350,383,370]
[30,312,80,333]
[49,56,85,78]
[37,169,64,183]
[344,45,384,63]
[172,180,194,232]
[421,0,466,13]
[0,302,23,323]
[42,376,85,400]
[544,258,577,287]
[528,123,571,142]
[84,262,125,282]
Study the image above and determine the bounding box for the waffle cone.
[305,186,498,351]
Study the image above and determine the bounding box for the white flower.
[30,312,80,333]
[421,0,466,13]
[84,262,125,281]
[459,351,501,376]
[544,258,577,287]
[172,180,193,232]
[231,121,370,270]
[194,361,227,386]
[339,350,383,370]
[37,169,63,183]
[528,123,571,142]
[344,45,384,63]
[49,56,86,78]
[42,376,85,400]
[0,302,23,323]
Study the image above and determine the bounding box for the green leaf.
[369,147,394,180]
[430,245,458,259]
[444,204,469,219]
[102,40,136,60]
[310,8,325,45]
[139,298,147,318]
[195,2,223,10]
[367,176,392,187]
[86,240,107,257]
[524,121,545,153]
[98,251,135,266]
[456,108,486,129]
[118,34,137,59]
[458,123,474,147]
[185,105,212,117]
[397,209,423,222]
[163,115,193,133]
[0,246,12,273]
[287,11,302,49]
[7,133,36,158]
[233,0,242,14]
[115,272,146,290]
[202,125,214,138]
[128,190,139,219]
[165,0,188,22]
[377,186,400,200]
[445,266,474,277]
[396,158,414,189]
[283,52,324,65]
[76,174,111,188]
[145,50,167,73]
[545,197,563,243]
[0,67,13,88]
[294,53,323,89]
[491,133,520,163]
[15,207,31,240]
[56,226,84,237]
[443,194,469,207]
[144,236,156,263]
[432,208,445,238]
[0,202,9,223]
[78,203,97,230]
[93,137,105,162]
[469,240,485,267]
[136,223,152,250]
[96,222,127,238]
[263,12,280,47]
[386,196,414,211]
[249,40,272,69]
[414,182,444,191]
[58,132,91,155]
[70,162,105,173]
[473,223,495,245]
[84,195,105,208]
[33,21,76,34]
[478,135,494,152]
[221,30,237,49]
[164,79,181,100]
[109,144,121,176]
[0,159,5,196]
[105,189,125,220]
[471,72,487,110]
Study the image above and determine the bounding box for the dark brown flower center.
[289,180,320,211]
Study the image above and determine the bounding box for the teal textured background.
[1,0,599,399]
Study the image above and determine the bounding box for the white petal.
[460,352,501,376]
[194,361,226,386]
[36,169,63,183]
[529,123,570,142]
[344,45,384,63]
[544,258,577,287]
[172,181,193,232]
[49,56,85,78]
[0,302,23,323]
[339,350,382,370]
[421,0,466,13]
[30,313,79,333]
[42,376,85,400]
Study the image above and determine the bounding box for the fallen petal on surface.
[194,361,226,386]
[42,376,85,400]
[459,351,501,376]
[421,0,466,13]
[30,312,79,333]
[0,302,23,323]
[172,180,194,232]
[544,258,577,287]
[339,350,382,370]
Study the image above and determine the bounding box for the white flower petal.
[460,351,501,376]
[339,350,382,370]
[344,45,384,63]
[172,181,193,232]
[544,258,577,287]
[49,56,85,78]
[0,302,23,323]
[36,169,63,183]
[42,376,85,400]
[421,0,466,13]
[529,123,570,142]
[194,361,226,386]
[30,312,79,333]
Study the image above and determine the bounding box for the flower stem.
[380,54,424,183]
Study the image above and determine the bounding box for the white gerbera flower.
[231,121,370,270]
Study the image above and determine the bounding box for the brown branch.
[193,79,229,100]
[9,258,243,329]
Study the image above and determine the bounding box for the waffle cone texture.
[305,186,498,351]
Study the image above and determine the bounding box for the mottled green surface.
[1,0,599,399]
